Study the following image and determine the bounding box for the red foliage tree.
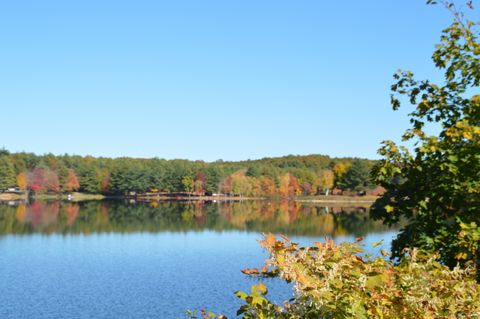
[27,168,60,193]
[28,168,45,193]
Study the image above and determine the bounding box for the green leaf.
[234,291,248,300]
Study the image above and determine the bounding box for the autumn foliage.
[230,235,480,319]
[16,173,28,190]
[64,169,80,192]
[27,168,60,193]
[0,150,375,196]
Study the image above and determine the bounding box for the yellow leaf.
[455,252,468,260]
[385,205,394,213]
[462,131,473,139]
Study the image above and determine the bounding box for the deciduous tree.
[64,169,80,192]
[16,172,28,190]
[182,175,194,194]
[372,1,480,273]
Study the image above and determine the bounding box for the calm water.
[0,200,396,318]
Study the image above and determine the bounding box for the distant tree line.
[0,149,378,197]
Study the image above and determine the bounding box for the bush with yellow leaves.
[230,234,479,319]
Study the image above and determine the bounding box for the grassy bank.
[0,193,28,201]
[296,195,378,206]
[33,192,105,201]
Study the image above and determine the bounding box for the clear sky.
[0,1,476,161]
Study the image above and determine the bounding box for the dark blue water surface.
[0,201,395,318]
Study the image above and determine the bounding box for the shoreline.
[0,192,378,205]
[133,195,262,201]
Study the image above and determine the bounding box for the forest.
[0,149,379,198]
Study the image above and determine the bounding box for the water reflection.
[0,200,391,237]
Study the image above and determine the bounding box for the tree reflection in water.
[0,200,394,237]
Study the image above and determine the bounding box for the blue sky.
[0,1,475,161]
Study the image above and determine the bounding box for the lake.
[0,200,396,318]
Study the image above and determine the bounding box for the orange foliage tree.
[278,173,301,199]
[16,172,28,190]
[64,169,80,192]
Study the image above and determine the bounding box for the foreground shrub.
[195,234,479,319]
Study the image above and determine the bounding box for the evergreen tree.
[339,160,372,191]
[0,156,16,189]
